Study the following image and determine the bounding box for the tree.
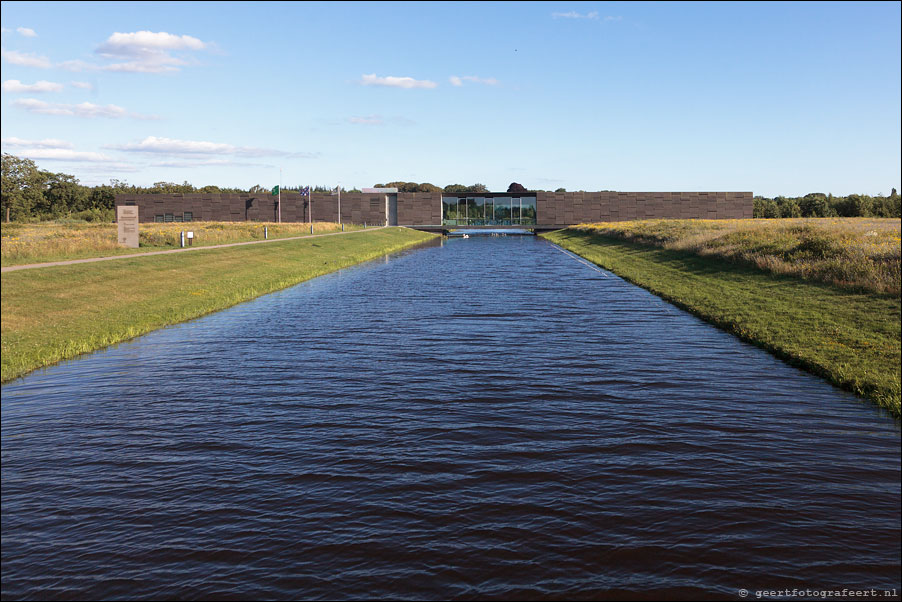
[835,194,873,217]
[151,181,196,194]
[383,181,420,192]
[416,182,442,193]
[89,185,117,212]
[42,171,89,216]
[554,187,567,193]
[799,193,831,217]
[507,182,527,193]
[443,184,468,193]
[466,183,489,193]
[1,153,45,221]
[753,197,779,218]
[775,197,801,218]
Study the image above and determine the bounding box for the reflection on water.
[2,236,899,600]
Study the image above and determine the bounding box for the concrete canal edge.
[540,228,902,419]
[1,227,439,384]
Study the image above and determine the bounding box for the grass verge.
[572,218,901,296]
[1,227,436,383]
[1,221,363,267]
[542,229,901,418]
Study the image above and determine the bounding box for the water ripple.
[2,236,899,600]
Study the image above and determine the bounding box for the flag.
[331,186,340,196]
[271,185,279,196]
[301,186,310,196]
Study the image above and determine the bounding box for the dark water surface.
[2,236,900,600]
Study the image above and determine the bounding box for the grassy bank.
[1,227,436,383]
[573,218,901,295]
[1,221,363,267]
[542,228,901,418]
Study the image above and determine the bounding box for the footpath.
[1,226,387,273]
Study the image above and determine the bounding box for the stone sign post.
[117,205,139,248]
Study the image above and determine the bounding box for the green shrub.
[777,198,802,218]
[754,198,780,218]
[70,208,115,222]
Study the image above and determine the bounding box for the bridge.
[411,224,573,235]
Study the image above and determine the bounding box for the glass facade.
[442,195,537,226]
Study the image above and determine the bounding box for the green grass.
[542,229,901,418]
[1,227,436,383]
[573,218,901,296]
[1,220,365,267]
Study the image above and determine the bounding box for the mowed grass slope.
[542,228,901,418]
[1,227,436,383]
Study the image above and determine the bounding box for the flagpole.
[338,182,341,225]
[277,167,282,223]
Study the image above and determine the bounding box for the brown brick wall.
[534,192,753,223]
[116,191,752,224]
[116,193,389,225]
[397,192,441,225]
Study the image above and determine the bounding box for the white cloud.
[449,75,498,86]
[551,11,621,21]
[13,98,157,119]
[17,27,38,38]
[151,158,275,169]
[94,30,208,73]
[346,115,415,127]
[70,80,93,90]
[114,136,237,154]
[3,31,210,74]
[349,115,384,125]
[13,148,114,162]
[99,31,206,54]
[0,137,135,170]
[552,11,598,19]
[2,79,64,93]
[101,59,186,73]
[56,59,97,72]
[1,47,52,68]
[110,136,313,158]
[69,162,140,173]
[1,137,74,149]
[360,73,437,89]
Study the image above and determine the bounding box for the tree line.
[1,153,251,222]
[3,153,900,221]
[753,191,900,218]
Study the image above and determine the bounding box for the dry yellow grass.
[0,221,360,266]
[574,218,901,296]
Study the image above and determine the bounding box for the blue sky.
[1,1,900,196]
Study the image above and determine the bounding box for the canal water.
[2,236,899,600]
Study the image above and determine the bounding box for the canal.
[2,235,899,600]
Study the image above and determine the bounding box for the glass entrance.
[441,194,536,226]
